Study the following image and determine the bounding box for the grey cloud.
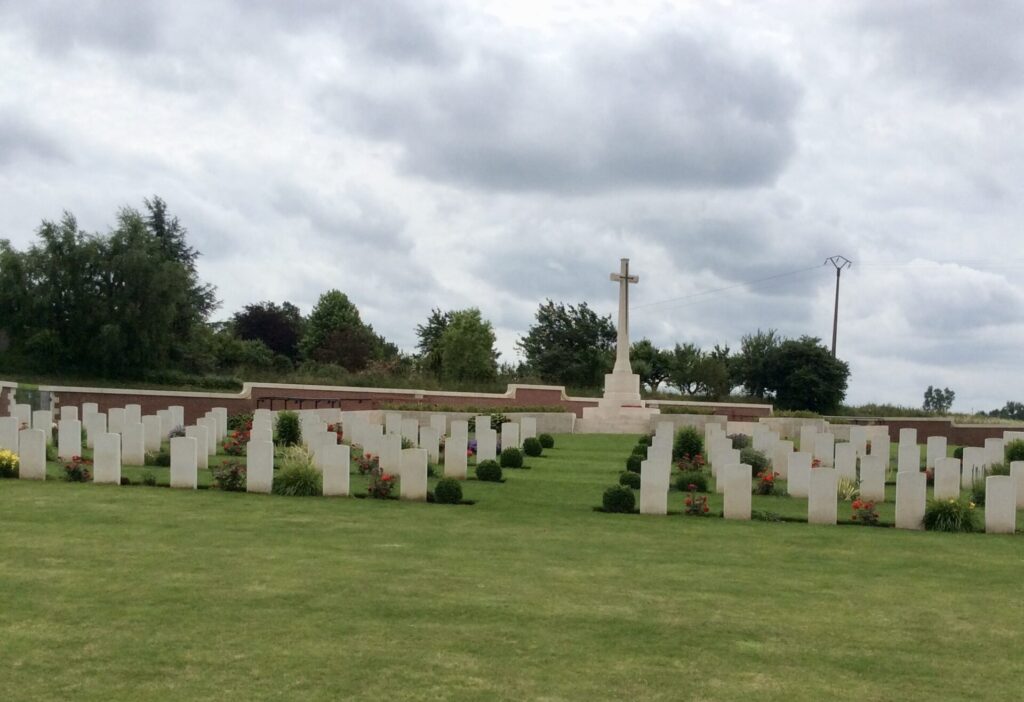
[858,0,1024,95]
[0,111,67,164]
[0,0,164,55]
[329,22,801,193]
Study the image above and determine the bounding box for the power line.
[632,264,825,311]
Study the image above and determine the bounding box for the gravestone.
[445,433,468,479]
[170,436,198,489]
[11,403,31,427]
[121,423,146,466]
[401,418,419,446]
[501,422,520,451]
[318,443,350,497]
[197,417,217,456]
[895,471,926,530]
[834,443,856,481]
[984,476,1016,534]
[60,405,79,422]
[429,414,447,437]
[926,436,947,468]
[385,413,402,436]
[250,422,272,443]
[124,404,142,426]
[212,408,228,442]
[984,438,1004,468]
[93,433,122,485]
[639,460,669,515]
[474,415,492,434]
[772,439,794,479]
[17,429,46,480]
[57,418,82,462]
[520,417,537,441]
[859,456,886,502]
[0,416,19,451]
[723,463,752,520]
[868,430,890,469]
[961,447,986,489]
[81,402,99,421]
[84,412,106,449]
[1011,461,1024,509]
[898,428,917,448]
[799,424,817,453]
[476,428,497,462]
[108,408,126,435]
[185,425,210,470]
[400,448,428,501]
[787,452,812,498]
[246,440,274,494]
[169,405,185,428]
[142,415,162,452]
[715,448,740,493]
[157,409,172,438]
[933,457,961,500]
[381,433,402,473]
[897,445,920,473]
[32,410,53,444]
[813,433,835,468]
[419,426,440,464]
[808,467,838,525]
[849,425,867,457]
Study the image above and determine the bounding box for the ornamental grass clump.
[433,477,463,504]
[273,464,322,497]
[500,447,524,468]
[923,497,978,533]
[602,485,635,513]
[0,449,19,478]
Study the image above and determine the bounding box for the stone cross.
[609,258,639,374]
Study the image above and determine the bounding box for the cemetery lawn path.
[2,434,1023,701]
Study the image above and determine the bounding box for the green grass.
[3,434,1023,701]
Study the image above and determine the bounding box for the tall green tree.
[232,301,305,361]
[300,290,393,371]
[438,308,499,382]
[415,308,453,376]
[630,339,671,392]
[922,386,955,414]
[764,336,850,413]
[517,300,616,388]
[666,342,702,395]
[734,328,780,398]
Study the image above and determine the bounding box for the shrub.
[740,447,768,474]
[433,477,463,504]
[1006,439,1024,463]
[538,433,555,449]
[401,437,415,450]
[145,449,171,467]
[275,410,301,446]
[676,453,706,472]
[683,484,711,516]
[522,437,543,457]
[989,462,1011,477]
[475,460,503,482]
[625,455,641,473]
[500,447,524,468]
[356,452,379,475]
[141,471,158,487]
[638,432,654,447]
[675,470,709,493]
[754,468,780,496]
[850,499,880,526]
[631,443,648,458]
[952,446,964,460]
[222,429,248,456]
[970,477,986,506]
[273,464,322,496]
[923,498,978,533]
[46,443,57,462]
[673,426,703,460]
[619,471,641,489]
[0,449,19,478]
[367,466,396,498]
[211,460,246,491]
[168,425,186,439]
[602,485,635,513]
[729,433,752,450]
[63,455,92,482]
[228,411,253,432]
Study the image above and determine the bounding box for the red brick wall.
[840,417,1024,446]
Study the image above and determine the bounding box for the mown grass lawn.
[2,433,1023,701]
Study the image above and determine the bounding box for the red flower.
[703,505,710,513]
[687,483,697,491]
[685,498,692,506]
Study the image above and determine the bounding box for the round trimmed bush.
[638,433,654,447]
[631,443,648,458]
[676,470,709,493]
[433,477,463,504]
[740,447,769,474]
[953,446,964,460]
[538,433,555,449]
[602,485,636,513]
[619,471,641,489]
[522,437,543,457]
[475,460,503,482]
[673,426,704,459]
[500,447,524,468]
[625,454,641,473]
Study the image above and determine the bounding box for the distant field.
[2,434,1022,701]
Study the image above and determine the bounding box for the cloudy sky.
[1,0,1023,411]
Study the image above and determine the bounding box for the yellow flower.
[969,502,976,509]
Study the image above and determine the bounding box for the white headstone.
[400,448,428,501]
[11,403,31,427]
[318,443,350,497]
[1011,461,1024,509]
[169,405,185,428]
[385,413,402,436]
[142,415,162,452]
[170,436,198,489]
[834,443,856,481]
[476,428,497,462]
[715,448,740,493]
[381,433,402,473]
[32,410,53,444]
[897,445,920,473]
[17,428,46,480]
[84,412,106,449]
[813,433,835,468]
[419,426,440,464]
[799,424,817,453]
[961,447,986,489]
[157,409,172,438]
[787,452,812,498]
[121,422,146,466]
[772,439,793,479]
[93,433,122,485]
[895,471,926,530]
[925,436,947,468]
[984,438,1005,468]
[212,407,228,442]
[520,416,537,440]
[808,467,838,525]
[197,417,217,456]
[185,426,210,470]
[60,405,79,422]
[401,418,419,446]
[639,461,668,515]
[124,404,142,426]
[429,414,447,437]
[501,422,520,451]
[474,415,492,433]
[57,418,82,462]
[984,475,1016,534]
[933,457,961,500]
[898,428,917,448]
[108,407,126,435]
[0,416,17,452]
[82,402,99,421]
[867,429,890,469]
[849,425,867,457]
[444,433,468,480]
[246,440,274,494]
[859,456,886,502]
[723,463,752,520]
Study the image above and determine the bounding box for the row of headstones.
[638,422,684,514]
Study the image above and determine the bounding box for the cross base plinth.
[576,371,661,434]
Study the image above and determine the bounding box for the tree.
[232,301,304,360]
[764,336,849,413]
[516,300,616,387]
[923,386,955,414]
[694,354,733,400]
[990,401,1024,420]
[733,328,780,398]
[438,308,499,382]
[630,339,671,392]
[300,290,392,371]
[666,342,702,395]
[415,308,453,377]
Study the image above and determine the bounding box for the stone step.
[575,417,652,435]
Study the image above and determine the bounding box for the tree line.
[1,198,852,412]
